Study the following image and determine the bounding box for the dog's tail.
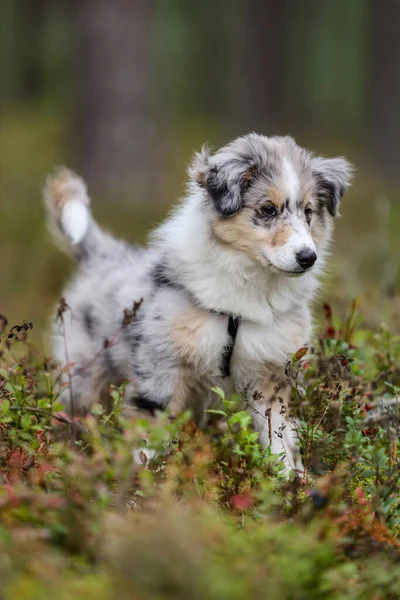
[43,167,99,259]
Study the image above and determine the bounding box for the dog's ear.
[189,145,256,217]
[311,157,353,217]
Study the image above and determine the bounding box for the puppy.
[44,133,352,474]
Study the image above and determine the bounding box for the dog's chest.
[230,314,309,380]
[172,305,310,382]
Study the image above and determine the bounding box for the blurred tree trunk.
[17,0,47,100]
[180,0,226,119]
[370,0,400,182]
[227,0,287,136]
[71,0,160,202]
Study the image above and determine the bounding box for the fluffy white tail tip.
[44,167,91,248]
[61,200,90,245]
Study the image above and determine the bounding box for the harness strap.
[220,315,241,378]
[154,270,242,379]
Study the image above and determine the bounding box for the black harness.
[219,314,241,378]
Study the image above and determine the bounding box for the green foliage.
[0,304,399,599]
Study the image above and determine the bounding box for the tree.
[370,0,400,182]
[226,0,287,136]
[71,0,160,202]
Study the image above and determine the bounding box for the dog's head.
[190,134,353,276]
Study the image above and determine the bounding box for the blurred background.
[1,0,399,338]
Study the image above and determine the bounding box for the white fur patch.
[282,158,299,201]
[61,201,89,245]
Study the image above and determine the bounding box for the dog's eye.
[260,203,277,218]
[305,206,313,223]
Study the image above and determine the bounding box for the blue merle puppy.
[44,133,352,473]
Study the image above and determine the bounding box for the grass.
[0,302,399,599]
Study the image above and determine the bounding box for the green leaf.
[38,398,51,409]
[52,401,65,413]
[228,411,252,429]
[0,416,13,424]
[361,469,376,478]
[91,403,105,416]
[205,409,226,416]
[21,414,32,429]
[1,399,10,413]
[211,387,226,399]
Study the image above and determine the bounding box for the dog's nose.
[296,248,317,270]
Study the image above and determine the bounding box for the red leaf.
[295,347,308,360]
[323,303,332,321]
[355,487,369,505]
[230,492,253,511]
[362,427,376,437]
[138,450,148,465]
[326,326,336,339]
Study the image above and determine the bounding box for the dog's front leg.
[247,377,303,476]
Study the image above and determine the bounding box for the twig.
[9,406,86,431]
[75,299,143,377]
[55,298,75,418]
[313,397,333,432]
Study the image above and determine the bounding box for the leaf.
[211,386,226,399]
[1,399,10,413]
[230,492,253,511]
[138,450,148,465]
[38,398,51,409]
[295,347,308,360]
[384,381,400,393]
[0,416,13,423]
[205,409,227,416]
[228,411,252,429]
[21,414,32,429]
[111,389,122,403]
[52,401,65,413]
[361,469,376,478]
[91,403,105,416]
